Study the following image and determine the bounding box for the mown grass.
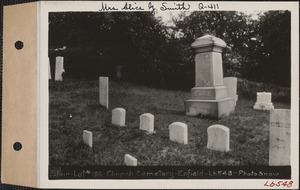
[49,78,290,166]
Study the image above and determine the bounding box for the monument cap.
[191,35,227,53]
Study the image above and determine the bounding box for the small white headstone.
[207,125,230,152]
[223,77,237,106]
[83,130,92,148]
[253,92,274,110]
[112,108,126,126]
[169,122,188,144]
[55,56,65,81]
[269,109,290,166]
[140,113,154,133]
[48,58,51,80]
[124,154,137,166]
[99,77,109,109]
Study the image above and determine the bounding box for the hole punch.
[15,41,24,50]
[13,142,22,151]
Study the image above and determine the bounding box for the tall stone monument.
[185,35,235,118]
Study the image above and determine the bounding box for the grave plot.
[48,34,291,167]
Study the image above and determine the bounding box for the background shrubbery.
[49,11,291,89]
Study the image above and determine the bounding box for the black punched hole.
[13,142,22,151]
[15,41,24,50]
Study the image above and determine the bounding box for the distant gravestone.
[83,130,93,148]
[116,65,122,78]
[99,77,109,109]
[169,122,188,144]
[124,154,137,166]
[55,56,65,81]
[139,113,154,134]
[112,108,126,127]
[253,92,274,110]
[269,109,290,166]
[48,58,51,80]
[207,125,230,152]
[223,77,237,106]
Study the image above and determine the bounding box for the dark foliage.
[49,11,291,89]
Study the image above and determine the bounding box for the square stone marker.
[112,108,126,127]
[124,154,137,166]
[83,130,93,148]
[169,122,188,144]
[55,56,65,81]
[223,77,237,106]
[253,92,274,110]
[269,109,290,166]
[99,77,109,109]
[140,113,154,133]
[207,124,230,152]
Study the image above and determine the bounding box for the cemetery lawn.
[49,78,290,166]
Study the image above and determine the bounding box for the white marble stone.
[55,56,65,81]
[185,35,235,118]
[139,113,154,133]
[99,77,109,109]
[253,92,274,110]
[112,108,126,126]
[223,77,237,106]
[269,109,290,166]
[169,122,188,144]
[83,130,93,148]
[207,125,230,152]
[124,154,137,166]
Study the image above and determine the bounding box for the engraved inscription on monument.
[269,109,290,166]
[195,53,213,87]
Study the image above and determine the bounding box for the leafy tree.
[49,10,291,88]
[172,11,257,78]
[49,12,171,86]
[253,11,291,86]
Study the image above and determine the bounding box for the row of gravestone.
[83,108,290,166]
[52,66,274,113]
[98,76,238,110]
[83,108,230,165]
[99,76,276,113]
[51,56,274,114]
[111,107,230,152]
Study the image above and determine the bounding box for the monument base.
[253,103,274,110]
[185,98,235,119]
[190,86,228,100]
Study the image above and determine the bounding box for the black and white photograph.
[45,1,296,185]
[1,1,298,189]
